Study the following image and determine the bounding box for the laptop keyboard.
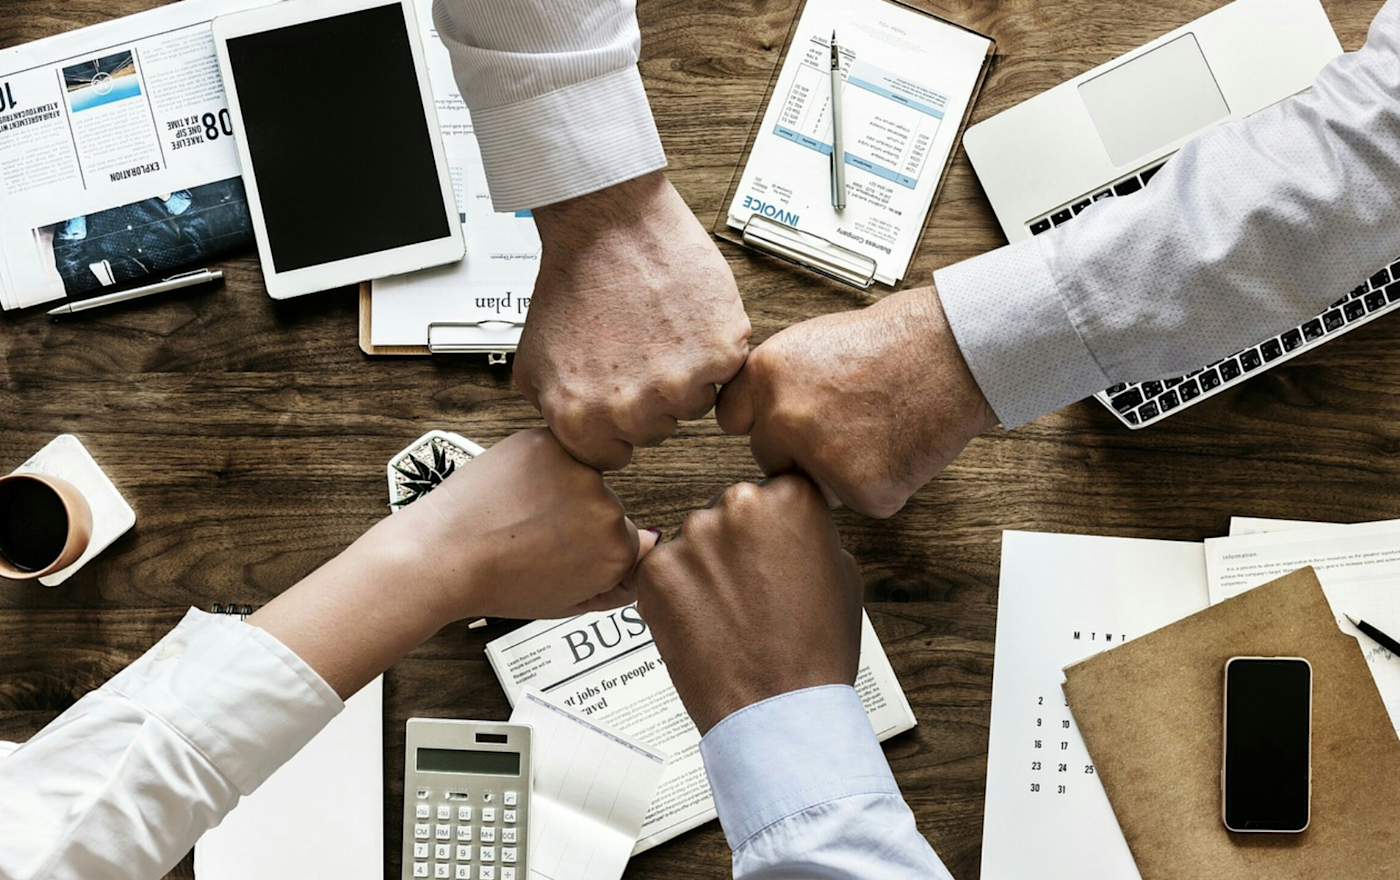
[1027,160,1400,428]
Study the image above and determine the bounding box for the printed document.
[725,0,991,285]
[486,605,916,853]
[510,690,667,880]
[0,0,264,311]
[983,531,1211,880]
[369,0,539,347]
[1205,518,1400,735]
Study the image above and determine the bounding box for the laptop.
[963,0,1400,429]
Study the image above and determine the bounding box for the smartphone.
[1221,656,1312,832]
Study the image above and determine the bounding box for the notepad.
[194,675,383,879]
[509,690,667,880]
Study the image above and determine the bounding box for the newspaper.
[0,0,264,311]
[486,605,917,854]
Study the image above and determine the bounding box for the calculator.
[402,718,532,880]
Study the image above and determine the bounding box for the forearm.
[247,515,454,699]
[431,0,665,211]
[937,0,1400,427]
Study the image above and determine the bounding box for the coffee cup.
[0,473,94,580]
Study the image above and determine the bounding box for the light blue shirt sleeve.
[699,685,953,879]
[935,0,1400,428]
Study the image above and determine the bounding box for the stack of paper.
[983,520,1400,880]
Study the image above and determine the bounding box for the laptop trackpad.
[1078,33,1229,167]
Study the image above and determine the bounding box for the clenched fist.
[518,171,751,470]
[716,285,997,518]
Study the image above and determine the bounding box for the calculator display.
[417,747,521,777]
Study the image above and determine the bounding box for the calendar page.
[982,531,1210,880]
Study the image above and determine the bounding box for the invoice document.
[725,0,991,285]
[983,531,1211,880]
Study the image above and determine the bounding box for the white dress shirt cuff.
[935,236,1113,428]
[699,685,898,850]
[103,608,343,796]
[472,66,667,213]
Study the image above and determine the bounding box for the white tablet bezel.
[212,0,463,300]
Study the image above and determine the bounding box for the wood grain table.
[0,0,1393,877]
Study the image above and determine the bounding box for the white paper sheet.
[1204,519,1400,735]
[725,0,990,285]
[195,676,383,879]
[370,0,539,347]
[510,690,667,880]
[982,531,1211,880]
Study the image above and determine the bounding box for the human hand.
[715,285,997,518]
[386,429,657,622]
[517,171,751,470]
[626,476,863,734]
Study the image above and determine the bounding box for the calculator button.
[437,805,453,821]
[457,806,473,822]
[479,868,496,880]
[456,845,473,861]
[435,844,451,860]
[501,870,515,880]
[416,804,431,820]
[435,864,451,879]
[503,791,518,807]
[480,846,497,862]
[502,848,517,864]
[481,808,497,823]
[415,824,431,840]
[502,810,516,824]
[413,864,429,878]
[436,824,452,840]
[456,825,474,842]
[415,843,430,859]
[455,867,472,880]
[480,827,496,843]
[501,828,517,844]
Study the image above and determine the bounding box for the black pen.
[1345,613,1400,656]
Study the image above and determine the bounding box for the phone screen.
[1223,657,1311,832]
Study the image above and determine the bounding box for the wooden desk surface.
[0,0,1392,877]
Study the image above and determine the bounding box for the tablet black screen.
[225,3,450,272]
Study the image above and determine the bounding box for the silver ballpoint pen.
[830,30,847,210]
[47,269,224,316]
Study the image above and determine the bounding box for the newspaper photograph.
[486,605,917,853]
[0,0,266,311]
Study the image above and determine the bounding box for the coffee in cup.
[0,473,93,580]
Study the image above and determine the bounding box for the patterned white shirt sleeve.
[701,685,955,879]
[431,0,668,212]
[0,609,342,880]
[935,0,1400,428]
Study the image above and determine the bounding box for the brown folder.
[1063,567,1400,878]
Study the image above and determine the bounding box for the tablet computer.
[213,0,463,300]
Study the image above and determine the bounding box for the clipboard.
[358,281,520,362]
[714,0,994,290]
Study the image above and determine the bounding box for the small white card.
[509,690,667,880]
